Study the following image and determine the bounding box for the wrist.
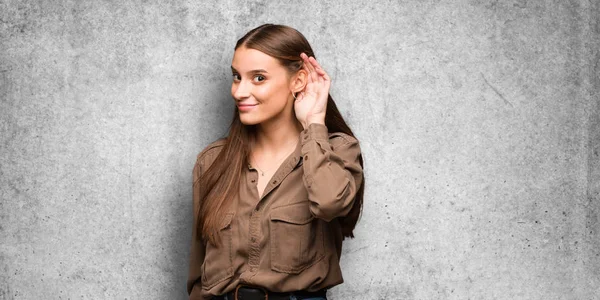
[303,118,325,130]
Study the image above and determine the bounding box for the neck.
[252,116,304,155]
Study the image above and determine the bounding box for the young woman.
[187,23,365,300]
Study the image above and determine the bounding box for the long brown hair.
[195,24,365,245]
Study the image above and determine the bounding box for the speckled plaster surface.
[0,1,598,299]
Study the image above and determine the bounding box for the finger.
[301,53,312,73]
[313,64,328,79]
[308,57,329,82]
[320,70,330,82]
[300,53,308,70]
[302,54,318,83]
[309,56,324,72]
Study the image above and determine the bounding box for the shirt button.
[304,155,308,160]
[251,179,256,182]
[272,180,277,184]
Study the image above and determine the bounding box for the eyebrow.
[231,66,269,73]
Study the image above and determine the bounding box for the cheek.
[250,85,270,102]
[259,81,288,102]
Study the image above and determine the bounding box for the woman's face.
[231,46,294,126]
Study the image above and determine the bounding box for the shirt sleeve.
[187,154,206,298]
[300,123,363,222]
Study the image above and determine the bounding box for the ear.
[290,69,308,95]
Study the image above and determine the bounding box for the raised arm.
[300,123,363,222]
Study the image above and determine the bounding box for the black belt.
[213,285,327,300]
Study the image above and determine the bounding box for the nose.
[232,79,251,100]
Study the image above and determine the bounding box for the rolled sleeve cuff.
[300,123,329,144]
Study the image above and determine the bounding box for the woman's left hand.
[294,53,330,129]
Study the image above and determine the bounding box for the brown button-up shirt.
[187,123,364,299]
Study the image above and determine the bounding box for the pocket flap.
[219,212,234,230]
[270,202,314,225]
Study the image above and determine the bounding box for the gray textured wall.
[1,1,598,299]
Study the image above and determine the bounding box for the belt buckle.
[234,284,269,300]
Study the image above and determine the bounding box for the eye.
[232,73,241,82]
[253,74,265,82]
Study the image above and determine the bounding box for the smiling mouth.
[237,104,257,111]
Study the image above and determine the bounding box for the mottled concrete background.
[1,1,598,299]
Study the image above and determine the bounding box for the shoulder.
[195,137,227,167]
[306,123,359,148]
[327,131,359,148]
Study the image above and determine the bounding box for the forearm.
[300,123,363,221]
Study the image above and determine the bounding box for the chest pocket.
[201,212,234,289]
[269,201,325,274]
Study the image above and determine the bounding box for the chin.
[239,114,262,126]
